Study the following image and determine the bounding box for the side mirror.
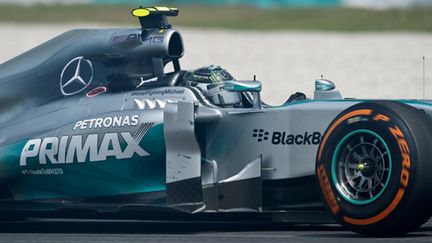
[315,79,335,91]
[314,79,343,100]
[223,80,262,109]
[223,81,262,93]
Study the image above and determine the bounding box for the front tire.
[316,101,432,236]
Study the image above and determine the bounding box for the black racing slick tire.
[315,101,432,236]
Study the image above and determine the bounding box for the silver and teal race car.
[0,7,431,236]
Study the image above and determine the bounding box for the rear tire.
[315,101,432,236]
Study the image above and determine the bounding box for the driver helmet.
[183,65,242,107]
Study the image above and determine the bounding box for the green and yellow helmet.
[184,65,235,84]
[184,65,242,107]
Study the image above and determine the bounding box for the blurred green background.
[0,1,431,31]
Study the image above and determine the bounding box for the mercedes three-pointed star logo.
[60,56,94,96]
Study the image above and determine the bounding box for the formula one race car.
[0,7,431,236]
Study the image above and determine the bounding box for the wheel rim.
[331,129,392,205]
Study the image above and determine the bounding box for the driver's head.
[184,65,241,107]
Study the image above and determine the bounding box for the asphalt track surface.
[0,219,431,243]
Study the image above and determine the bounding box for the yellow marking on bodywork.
[132,8,150,17]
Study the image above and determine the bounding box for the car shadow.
[0,219,430,238]
[0,220,343,234]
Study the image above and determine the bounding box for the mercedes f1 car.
[0,7,431,236]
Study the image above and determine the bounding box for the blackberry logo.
[253,129,322,145]
[253,129,269,142]
[272,131,321,145]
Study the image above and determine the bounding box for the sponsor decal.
[389,126,410,188]
[74,115,140,130]
[131,89,185,97]
[317,164,340,214]
[20,122,154,167]
[252,129,269,142]
[142,36,164,44]
[253,129,321,145]
[86,86,107,98]
[113,33,141,48]
[113,33,139,42]
[21,168,64,175]
[60,56,94,96]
